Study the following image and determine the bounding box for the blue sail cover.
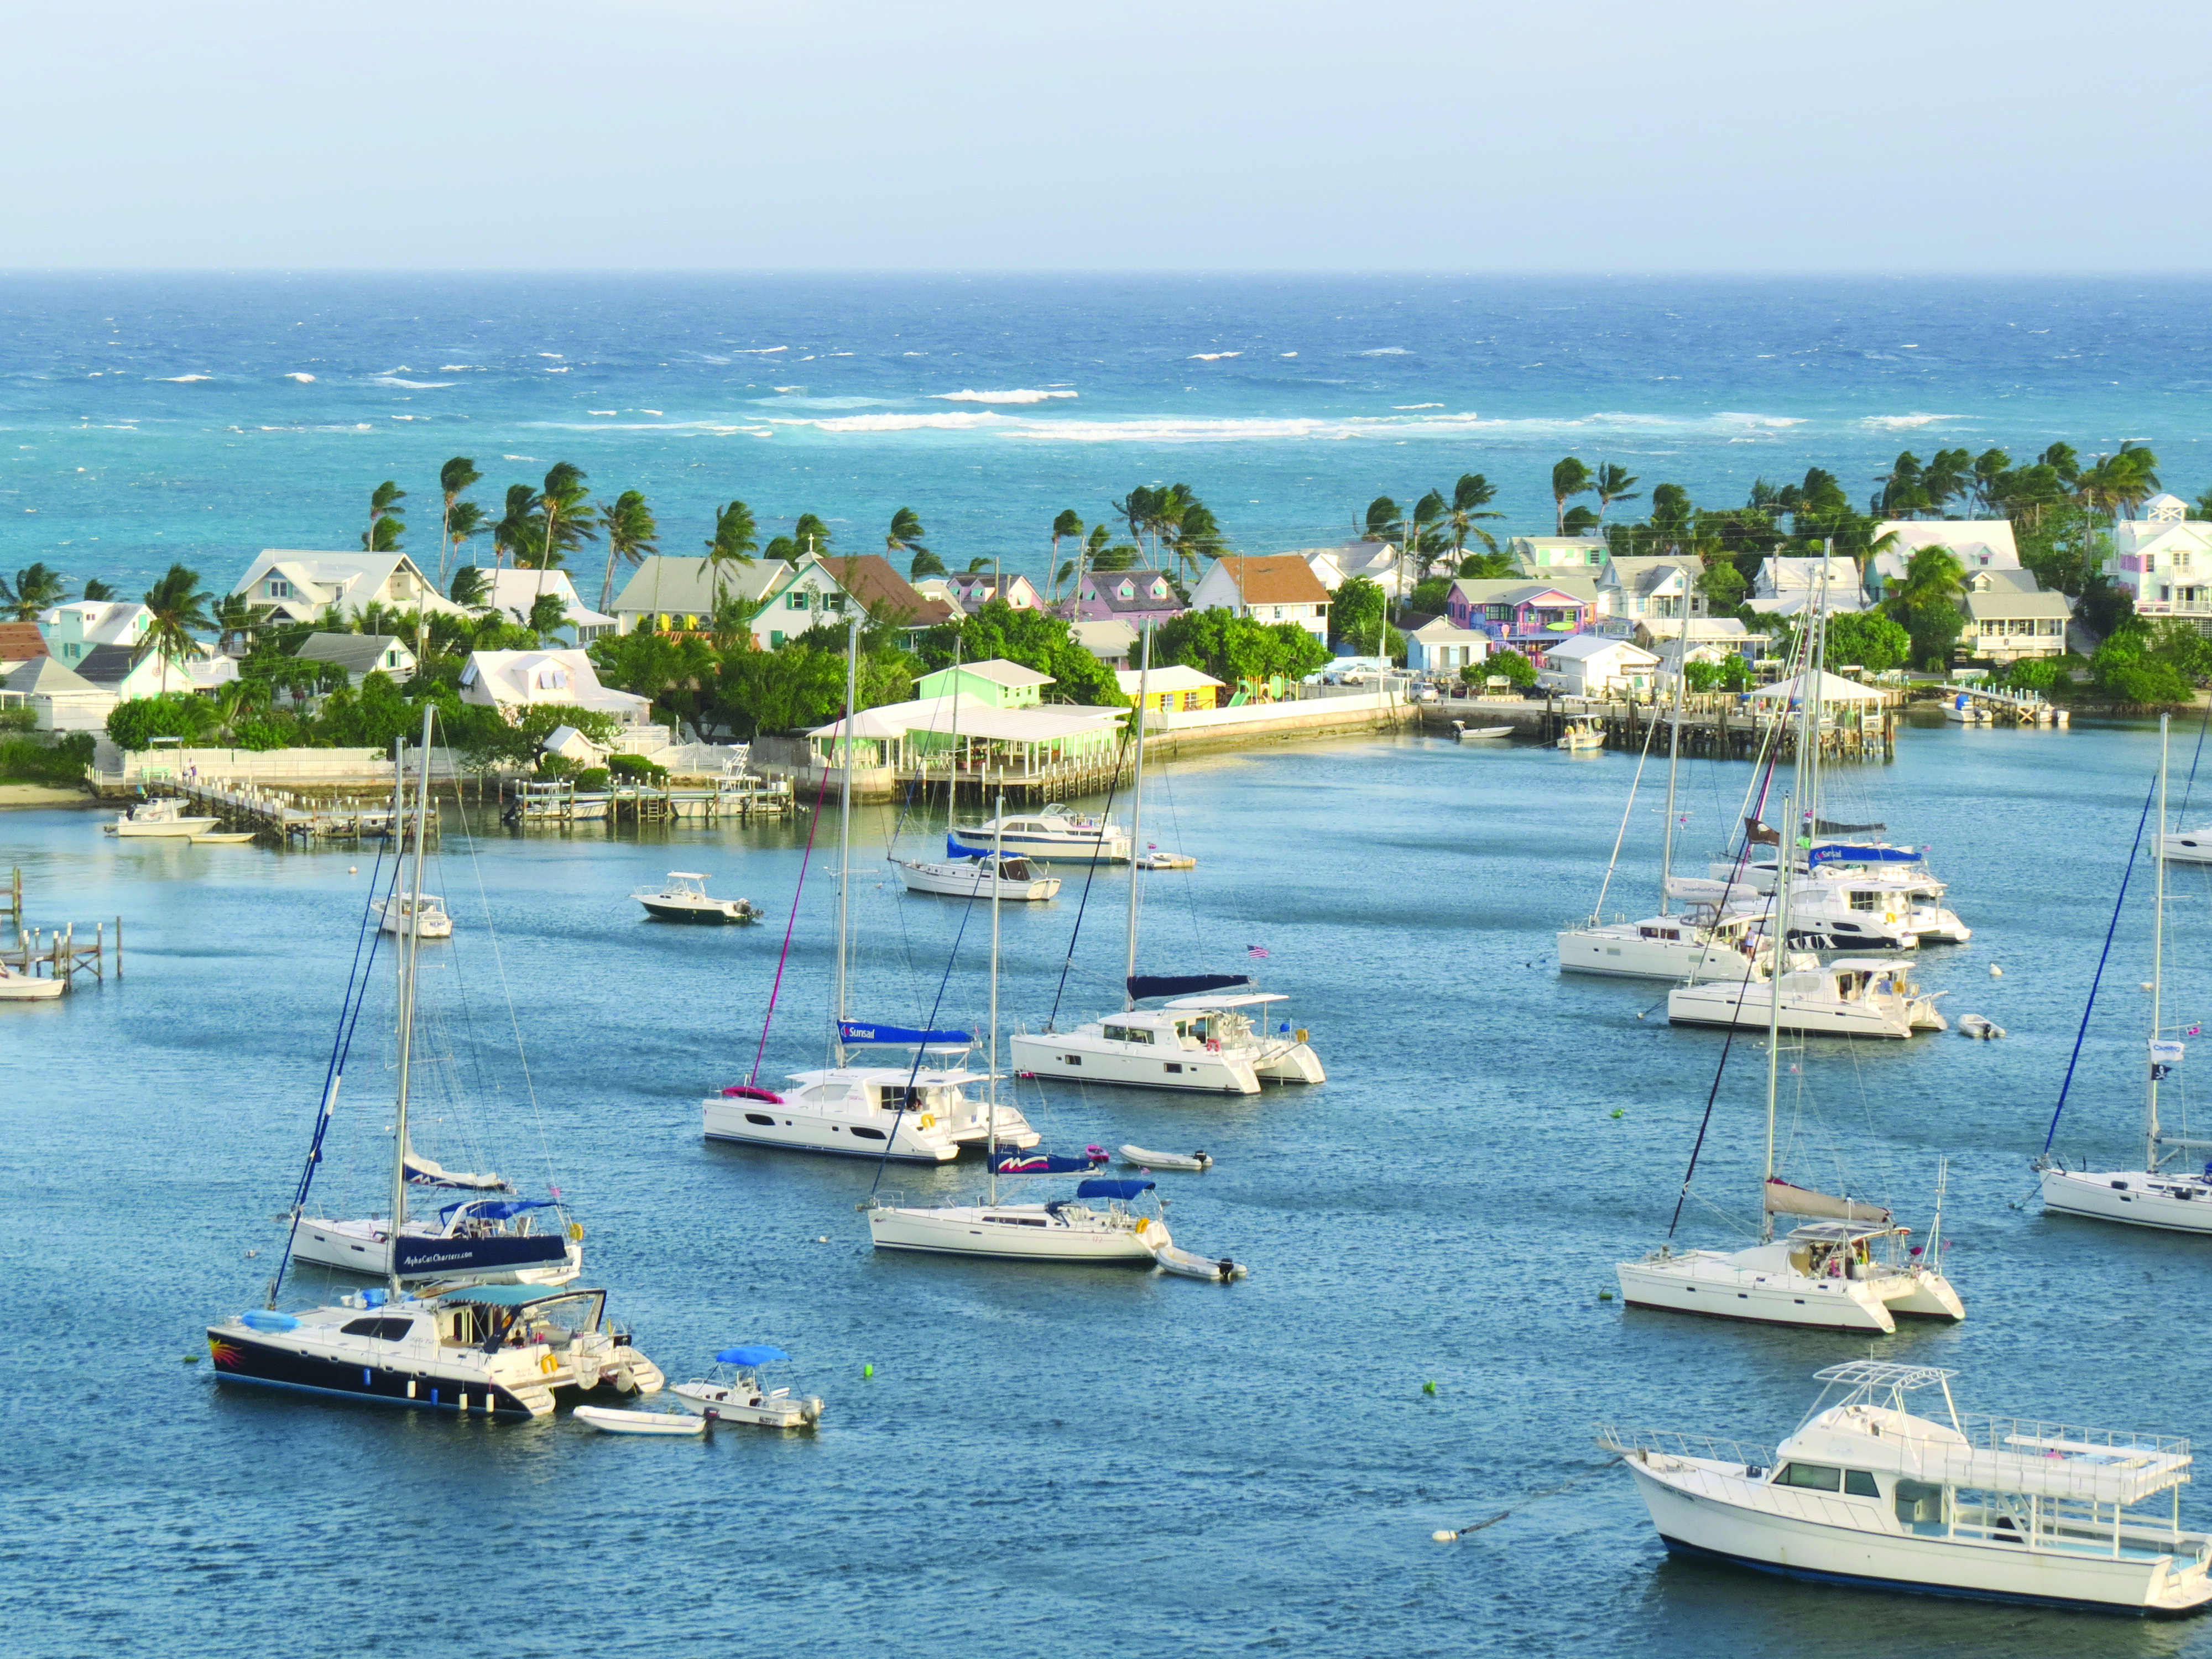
[1126,973,1252,1001]
[839,1020,974,1046]
[437,1197,555,1225]
[715,1345,789,1365]
[1808,843,1922,867]
[944,834,985,862]
[1077,1178,1155,1199]
[993,1151,1099,1174]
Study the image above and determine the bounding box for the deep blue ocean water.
[7,714,2212,1658]
[6,274,2212,601]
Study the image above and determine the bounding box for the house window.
[534,666,569,691]
[787,592,809,609]
[823,593,845,613]
[267,580,292,598]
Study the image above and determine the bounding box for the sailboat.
[1619,787,1965,1334]
[1008,622,1326,1093]
[2039,715,2212,1230]
[1557,609,1767,983]
[701,617,1039,1161]
[206,710,664,1417]
[867,797,1220,1269]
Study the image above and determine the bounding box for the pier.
[171,780,431,845]
[1422,690,1900,762]
[500,771,795,827]
[3,868,122,994]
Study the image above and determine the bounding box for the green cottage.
[914,659,1053,709]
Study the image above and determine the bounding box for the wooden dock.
[502,773,795,827]
[1421,692,1899,763]
[3,868,122,994]
[172,780,433,845]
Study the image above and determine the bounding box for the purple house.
[1444,578,1597,666]
[1060,568,1186,628]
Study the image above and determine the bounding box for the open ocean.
[5,274,2212,596]
[8,279,2212,1658]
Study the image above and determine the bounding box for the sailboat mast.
[1122,620,1152,1008]
[387,705,435,1296]
[1657,598,1689,915]
[833,614,859,1061]
[1764,788,1792,1245]
[2148,712,2170,1170]
[988,791,1004,1206]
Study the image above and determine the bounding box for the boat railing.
[1597,1425,1771,1472]
[1880,1416,2192,1506]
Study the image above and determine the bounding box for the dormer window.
[267,580,293,598]
[535,666,569,691]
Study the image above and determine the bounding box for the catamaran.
[2040,715,2212,1232]
[207,710,661,1418]
[1603,1361,2212,1614]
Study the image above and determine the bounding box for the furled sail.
[1814,818,1887,834]
[1666,875,1760,906]
[1763,1176,1891,1225]
[403,1149,513,1191]
[1126,973,1252,1001]
[838,1020,974,1046]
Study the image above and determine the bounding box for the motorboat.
[950,802,1130,863]
[291,1193,581,1285]
[372,891,452,939]
[1135,849,1197,870]
[671,1345,825,1428]
[1556,719,1605,752]
[575,1405,707,1436]
[1601,1361,2212,1614]
[1154,1243,1248,1280]
[703,1054,1037,1162]
[102,797,218,837]
[868,1175,1170,1265]
[634,871,760,923]
[1121,1145,1212,1172]
[1453,723,1514,741]
[2042,716,2212,1233]
[0,962,66,1001]
[891,848,1061,901]
[1667,953,1944,1039]
[207,1282,663,1419]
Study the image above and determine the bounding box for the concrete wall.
[95,742,463,786]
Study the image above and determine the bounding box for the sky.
[4,0,2208,273]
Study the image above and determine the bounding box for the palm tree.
[598,490,659,611]
[492,484,539,568]
[436,457,482,586]
[885,506,928,575]
[525,591,570,644]
[1113,486,1157,560]
[80,578,117,601]
[1050,509,1084,599]
[701,500,759,606]
[530,462,594,601]
[1364,495,1404,546]
[1164,500,1224,576]
[447,500,487,575]
[1408,491,1450,580]
[449,564,492,608]
[362,481,406,551]
[1593,463,1641,522]
[210,592,274,655]
[792,513,833,559]
[1444,473,1505,561]
[1551,457,1593,534]
[908,549,948,580]
[1921,448,1974,517]
[1970,448,2012,514]
[210,679,268,744]
[0,562,70,621]
[135,563,216,695]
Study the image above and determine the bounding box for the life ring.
[539,1352,558,1375]
[1135,1217,1150,1232]
[917,1114,935,1130]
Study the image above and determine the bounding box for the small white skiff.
[671,1346,823,1428]
[191,830,258,844]
[1154,1243,1246,1281]
[1454,724,1514,741]
[1120,1144,1212,1172]
[0,962,66,1001]
[1135,850,1197,870]
[574,1405,707,1436]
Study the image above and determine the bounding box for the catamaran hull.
[702,1100,959,1161]
[1251,1041,1326,1084]
[1008,1032,1261,1094]
[1666,985,1921,1039]
[1556,929,1759,982]
[1625,1460,2212,1615]
[2040,1168,2212,1234]
[1615,1260,1898,1332]
[205,1328,552,1418]
[867,1206,1165,1263]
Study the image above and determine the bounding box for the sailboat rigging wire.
[2039,769,2159,1156]
[2175,689,2212,829]
[868,873,987,1198]
[267,831,394,1306]
[1044,728,1134,1031]
[1589,691,1667,923]
[748,761,839,1088]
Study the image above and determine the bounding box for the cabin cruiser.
[207,1282,662,1418]
[633,871,759,923]
[1602,1361,2212,1614]
[892,847,1061,901]
[1010,980,1324,1094]
[1667,953,1945,1039]
[1710,846,1970,946]
[703,1045,1039,1161]
[950,802,1129,863]
[102,797,218,837]
[372,891,452,939]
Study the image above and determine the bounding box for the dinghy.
[574,1405,708,1436]
[1135,850,1197,870]
[1154,1243,1246,1281]
[1454,724,1514,741]
[670,1346,824,1428]
[190,831,258,844]
[1120,1144,1212,1172]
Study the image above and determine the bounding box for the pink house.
[1061,567,1186,628]
[1444,578,1597,665]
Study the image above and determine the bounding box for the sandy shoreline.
[0,785,96,810]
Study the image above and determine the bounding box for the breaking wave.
[1860,413,1963,430]
[369,375,456,389]
[928,388,1077,404]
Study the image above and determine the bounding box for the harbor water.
[7,717,2212,1658]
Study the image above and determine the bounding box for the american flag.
[1247,945,1270,959]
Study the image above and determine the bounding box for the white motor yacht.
[1667,953,1944,1039]
[634,871,760,923]
[373,891,452,938]
[2161,826,2212,864]
[102,797,218,837]
[1602,1361,2212,1614]
[891,849,1061,901]
[1012,1000,1262,1094]
[950,802,1129,863]
[703,1057,1038,1162]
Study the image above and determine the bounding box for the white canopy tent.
[1749,670,1886,705]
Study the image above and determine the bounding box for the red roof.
[818,554,945,626]
[0,622,49,662]
[1217,555,1331,606]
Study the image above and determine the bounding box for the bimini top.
[1161,991,1288,1011]
[437,1196,555,1225]
[1077,1178,1155,1200]
[716,1345,789,1366]
[839,1020,974,1047]
[438,1284,598,1307]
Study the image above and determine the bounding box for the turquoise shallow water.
[7,717,2212,1657]
[6,274,2212,599]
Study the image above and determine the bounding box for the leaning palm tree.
[700,500,759,607]
[530,462,594,602]
[1408,491,1450,580]
[135,563,216,696]
[0,561,71,621]
[1551,458,1593,534]
[491,484,539,569]
[1444,473,1505,561]
[598,489,660,611]
[362,480,406,552]
[80,578,117,601]
[436,456,482,586]
[885,506,928,572]
[446,500,487,577]
[210,592,274,655]
[1593,463,1641,522]
[792,513,833,559]
[449,564,492,608]
[1048,509,1084,599]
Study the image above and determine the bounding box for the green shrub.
[574,766,609,791]
[0,733,93,786]
[536,754,580,780]
[608,753,669,784]
[0,707,35,734]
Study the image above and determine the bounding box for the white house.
[1959,570,2070,662]
[37,599,154,665]
[1632,615,1760,660]
[294,633,419,686]
[1867,519,2020,601]
[1187,555,1332,642]
[1536,635,1661,697]
[1752,555,1871,616]
[471,570,618,643]
[1596,557,1706,636]
[917,571,1050,614]
[458,649,654,731]
[1403,617,1491,677]
[608,556,792,638]
[4,655,114,731]
[1511,536,1611,577]
[75,641,237,700]
[2106,494,2212,626]
[1070,618,1139,667]
[1293,541,1406,599]
[231,550,466,627]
